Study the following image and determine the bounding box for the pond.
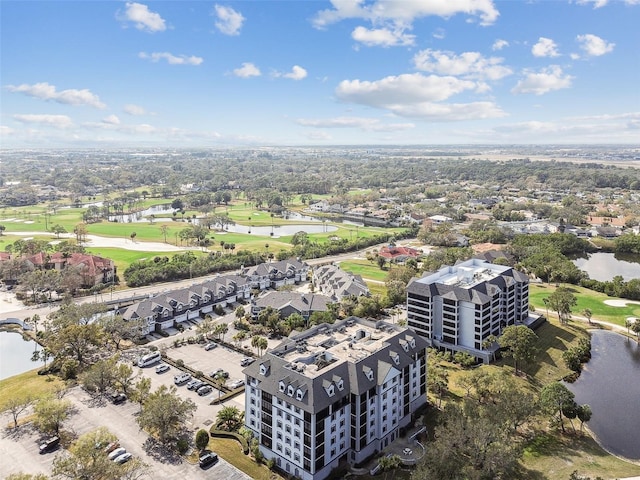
[0,331,45,380]
[565,330,640,460]
[573,252,640,282]
[108,204,174,223]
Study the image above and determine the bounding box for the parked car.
[155,364,170,374]
[210,368,229,379]
[204,342,217,351]
[39,436,60,454]
[199,451,219,468]
[240,357,255,367]
[229,379,245,389]
[110,393,126,405]
[187,380,205,391]
[104,441,120,454]
[113,452,132,464]
[174,372,192,385]
[108,447,127,461]
[197,385,213,396]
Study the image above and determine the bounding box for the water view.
[0,331,45,380]
[573,252,640,282]
[566,330,640,460]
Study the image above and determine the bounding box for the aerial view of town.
[1,1,639,480]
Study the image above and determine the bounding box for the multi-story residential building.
[251,291,331,323]
[242,258,309,290]
[312,264,369,301]
[406,258,530,363]
[243,317,428,480]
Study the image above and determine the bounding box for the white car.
[229,379,245,389]
[113,452,132,464]
[204,342,217,351]
[108,447,126,461]
[174,372,192,385]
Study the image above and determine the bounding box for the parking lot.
[0,385,252,480]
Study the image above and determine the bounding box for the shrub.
[176,438,189,454]
[195,429,210,451]
[176,359,184,367]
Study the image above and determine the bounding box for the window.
[277,433,282,440]
[279,381,286,393]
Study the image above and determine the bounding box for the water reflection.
[0,331,44,380]
[566,330,640,460]
[573,252,640,282]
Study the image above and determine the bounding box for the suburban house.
[242,317,428,480]
[242,258,310,290]
[22,251,115,288]
[312,264,370,301]
[406,258,532,363]
[378,245,422,263]
[251,291,331,322]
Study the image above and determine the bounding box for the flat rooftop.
[415,258,510,290]
[270,319,402,379]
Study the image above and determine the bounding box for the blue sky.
[1,0,639,147]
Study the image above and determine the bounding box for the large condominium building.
[406,258,530,363]
[243,317,428,480]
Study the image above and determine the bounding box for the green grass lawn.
[338,259,388,282]
[0,367,65,412]
[529,283,640,327]
[206,437,281,480]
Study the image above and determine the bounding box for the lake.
[0,331,45,380]
[573,252,640,282]
[566,330,640,460]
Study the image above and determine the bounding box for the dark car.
[39,436,60,454]
[110,393,127,404]
[187,380,205,391]
[197,385,213,396]
[199,451,219,468]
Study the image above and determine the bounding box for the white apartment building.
[406,258,530,363]
[243,317,428,480]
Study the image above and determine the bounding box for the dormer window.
[390,351,400,365]
[326,385,335,397]
[296,389,306,401]
[287,385,295,397]
[260,363,270,376]
[337,379,344,391]
[279,381,286,393]
[409,338,416,348]
[363,367,374,382]
[399,339,409,352]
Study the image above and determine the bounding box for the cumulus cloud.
[118,2,166,32]
[233,62,261,78]
[213,4,244,35]
[13,114,73,128]
[124,104,146,115]
[273,65,308,80]
[351,26,415,47]
[492,39,509,51]
[6,82,106,109]
[102,114,120,125]
[575,0,609,8]
[532,37,560,57]
[138,52,203,65]
[511,65,573,95]
[313,0,500,28]
[335,73,506,120]
[413,49,512,81]
[296,116,414,132]
[576,34,615,57]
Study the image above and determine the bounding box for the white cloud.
[351,26,415,47]
[0,126,14,136]
[313,0,500,28]
[304,131,332,141]
[413,49,512,81]
[124,104,146,115]
[296,116,414,131]
[575,0,609,8]
[233,62,261,78]
[492,39,509,51]
[511,65,573,95]
[139,52,204,65]
[213,5,244,36]
[6,82,106,109]
[576,34,615,57]
[335,73,506,120]
[532,37,560,57]
[13,114,73,128]
[119,2,166,33]
[102,114,121,125]
[274,65,308,80]
[432,28,445,40]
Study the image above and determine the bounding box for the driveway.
[0,386,251,480]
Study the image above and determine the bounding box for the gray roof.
[253,291,330,315]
